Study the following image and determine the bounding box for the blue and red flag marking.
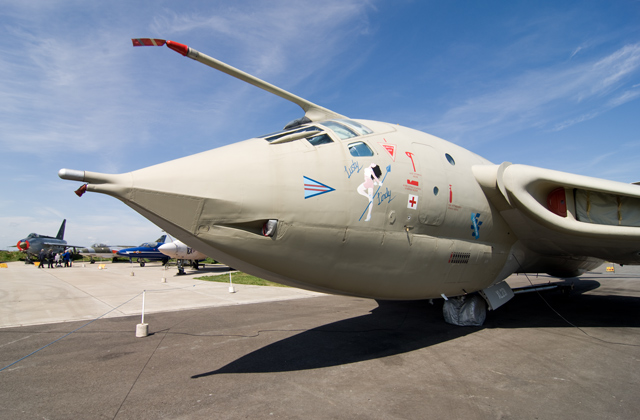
[304,176,335,199]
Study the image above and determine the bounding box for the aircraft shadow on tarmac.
[164,265,233,276]
[192,279,640,378]
[190,265,233,274]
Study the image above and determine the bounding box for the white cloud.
[0,26,142,154]
[424,43,640,144]
[149,1,373,82]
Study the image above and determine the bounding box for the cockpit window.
[264,125,321,143]
[261,119,373,146]
[336,119,373,135]
[348,141,374,156]
[320,121,358,140]
[307,134,334,146]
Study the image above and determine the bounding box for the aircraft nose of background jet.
[158,242,177,258]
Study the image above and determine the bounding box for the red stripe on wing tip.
[131,38,166,47]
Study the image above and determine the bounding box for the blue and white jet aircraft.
[116,235,170,267]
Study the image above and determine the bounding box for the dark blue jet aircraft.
[15,219,78,264]
[116,235,170,267]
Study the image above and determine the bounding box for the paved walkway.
[0,261,324,328]
[1,262,639,419]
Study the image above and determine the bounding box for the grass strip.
[195,272,290,287]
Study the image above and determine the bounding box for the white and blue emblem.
[471,212,483,239]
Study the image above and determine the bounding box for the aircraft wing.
[39,241,85,250]
[474,162,640,266]
[131,38,345,123]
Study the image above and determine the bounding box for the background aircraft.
[59,39,640,326]
[15,220,79,263]
[158,239,208,275]
[115,235,169,267]
[77,243,134,263]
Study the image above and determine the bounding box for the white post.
[228,272,236,293]
[141,290,146,324]
[136,290,149,337]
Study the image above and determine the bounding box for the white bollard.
[136,323,149,337]
[136,291,149,337]
[228,272,236,293]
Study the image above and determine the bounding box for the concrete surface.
[0,261,324,328]
[0,262,639,419]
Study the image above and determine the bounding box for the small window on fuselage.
[348,141,374,156]
[445,153,455,166]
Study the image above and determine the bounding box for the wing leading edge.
[132,38,346,124]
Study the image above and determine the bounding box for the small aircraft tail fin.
[155,234,167,244]
[56,219,66,240]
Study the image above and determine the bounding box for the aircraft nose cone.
[17,240,29,251]
[158,243,177,257]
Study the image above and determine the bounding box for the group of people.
[37,248,73,268]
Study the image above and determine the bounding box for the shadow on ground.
[192,278,640,378]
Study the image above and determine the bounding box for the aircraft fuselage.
[64,119,529,299]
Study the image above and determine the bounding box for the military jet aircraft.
[59,39,640,325]
[158,239,208,275]
[115,234,170,267]
[15,219,78,263]
[77,243,133,263]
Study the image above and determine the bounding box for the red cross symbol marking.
[408,195,418,209]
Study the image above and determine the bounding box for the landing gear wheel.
[443,294,487,326]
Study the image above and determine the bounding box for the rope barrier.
[0,283,203,373]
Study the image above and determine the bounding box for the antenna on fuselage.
[132,38,346,123]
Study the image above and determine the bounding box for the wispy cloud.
[0,25,145,154]
[425,43,640,144]
[150,1,373,83]
[569,46,583,59]
[0,1,375,165]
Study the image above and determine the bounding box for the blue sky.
[2,0,640,249]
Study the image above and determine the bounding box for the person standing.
[47,249,54,269]
[38,248,46,268]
